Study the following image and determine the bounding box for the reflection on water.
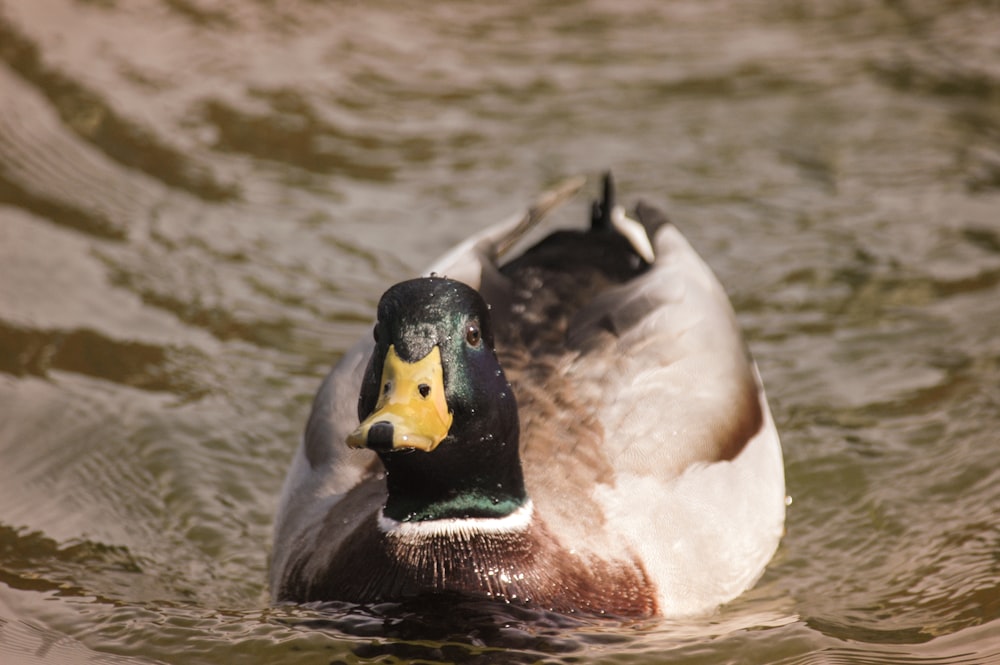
[1,0,999,663]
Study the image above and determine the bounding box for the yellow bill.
[346,344,453,452]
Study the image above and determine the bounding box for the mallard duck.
[270,174,785,618]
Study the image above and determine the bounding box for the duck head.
[347,277,526,522]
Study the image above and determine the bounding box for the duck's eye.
[465,322,481,347]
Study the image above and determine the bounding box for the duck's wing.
[490,190,767,483]
[503,196,785,615]
[270,336,376,590]
[567,205,765,476]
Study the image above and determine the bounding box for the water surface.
[1,0,999,663]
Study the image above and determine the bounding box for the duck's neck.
[379,421,527,522]
[383,489,526,522]
[381,460,527,522]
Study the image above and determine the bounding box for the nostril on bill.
[367,421,394,451]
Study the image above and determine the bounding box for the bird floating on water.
[270,173,785,618]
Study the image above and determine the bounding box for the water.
[1,0,999,662]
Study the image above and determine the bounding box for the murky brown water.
[1,0,999,663]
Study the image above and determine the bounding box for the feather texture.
[270,175,785,617]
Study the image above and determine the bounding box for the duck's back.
[481,199,785,616]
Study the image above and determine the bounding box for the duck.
[269,173,785,618]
